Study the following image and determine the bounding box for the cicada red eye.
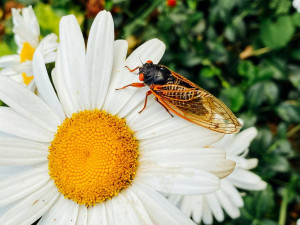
[139,73,144,81]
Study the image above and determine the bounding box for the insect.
[116,60,242,134]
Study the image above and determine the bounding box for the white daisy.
[169,126,267,224]
[0,11,236,225]
[0,5,58,90]
[293,0,300,12]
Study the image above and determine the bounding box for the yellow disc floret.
[20,42,35,85]
[48,109,139,206]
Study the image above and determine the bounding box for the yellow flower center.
[48,109,139,206]
[20,42,35,85]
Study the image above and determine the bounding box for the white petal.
[221,179,244,207]
[0,181,59,225]
[86,11,114,109]
[52,56,76,117]
[104,39,165,115]
[75,206,87,225]
[226,127,258,156]
[38,195,79,225]
[139,120,224,149]
[0,67,19,76]
[112,40,128,73]
[124,190,154,225]
[0,137,48,165]
[87,203,108,225]
[105,193,142,225]
[33,44,65,121]
[132,182,196,225]
[0,107,53,142]
[202,197,213,224]
[11,61,32,75]
[216,189,240,219]
[0,164,49,206]
[136,166,220,195]
[0,76,61,132]
[59,15,89,111]
[0,55,19,67]
[139,148,234,178]
[102,40,128,111]
[206,193,224,222]
[228,169,267,190]
[12,6,39,48]
[0,165,31,180]
[39,33,58,63]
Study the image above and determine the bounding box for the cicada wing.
[153,84,242,134]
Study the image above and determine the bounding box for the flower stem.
[278,189,288,225]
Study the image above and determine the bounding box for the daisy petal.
[87,204,108,225]
[0,165,31,180]
[228,169,267,190]
[202,198,213,225]
[52,57,76,117]
[226,127,257,156]
[124,190,154,225]
[104,38,165,115]
[136,166,220,195]
[216,189,240,219]
[59,15,89,111]
[87,11,114,109]
[133,182,196,225]
[139,121,224,149]
[206,193,224,222]
[0,137,48,165]
[0,165,49,207]
[33,44,65,121]
[0,181,59,225]
[139,148,233,178]
[0,107,53,142]
[0,55,19,67]
[105,193,142,225]
[0,67,19,76]
[75,206,87,225]
[12,6,39,48]
[221,180,243,207]
[38,196,79,225]
[0,76,61,132]
[102,40,128,111]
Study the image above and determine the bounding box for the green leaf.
[34,3,61,36]
[292,13,300,27]
[276,102,300,123]
[269,0,291,14]
[0,42,14,56]
[238,60,257,80]
[263,81,279,104]
[260,16,295,49]
[220,87,245,112]
[265,154,290,172]
[246,82,265,108]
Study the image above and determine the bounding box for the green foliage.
[260,16,295,49]
[1,0,300,224]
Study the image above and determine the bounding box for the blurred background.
[0,0,300,224]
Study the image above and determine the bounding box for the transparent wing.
[152,83,242,134]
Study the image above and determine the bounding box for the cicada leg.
[125,66,140,72]
[115,83,145,90]
[138,91,152,113]
[155,97,174,117]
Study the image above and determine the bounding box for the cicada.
[117,60,242,134]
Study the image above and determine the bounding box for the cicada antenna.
[139,56,144,65]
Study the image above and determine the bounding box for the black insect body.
[138,63,175,86]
